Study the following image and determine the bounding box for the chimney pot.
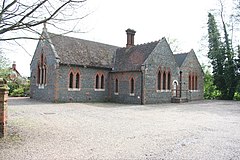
[12,61,16,71]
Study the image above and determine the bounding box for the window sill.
[94,89,105,91]
[68,88,81,91]
[114,92,119,95]
[156,90,171,92]
[38,84,46,89]
[129,93,135,96]
[189,90,199,92]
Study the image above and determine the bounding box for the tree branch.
[0,0,17,23]
[0,0,87,39]
[219,0,231,55]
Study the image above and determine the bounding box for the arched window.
[76,73,80,89]
[41,66,45,85]
[157,71,161,90]
[130,78,134,94]
[44,65,47,84]
[195,76,198,90]
[163,71,166,90]
[115,78,119,93]
[68,69,81,90]
[157,68,171,91]
[192,75,195,91]
[37,65,40,84]
[95,74,99,89]
[167,72,171,90]
[41,54,44,65]
[37,53,47,86]
[95,73,105,90]
[69,72,73,89]
[188,74,191,90]
[101,74,104,89]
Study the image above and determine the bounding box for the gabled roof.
[9,67,21,77]
[174,53,188,67]
[114,41,159,71]
[47,32,118,68]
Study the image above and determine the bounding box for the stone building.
[30,27,204,104]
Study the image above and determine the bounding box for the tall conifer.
[207,13,226,98]
[207,13,239,99]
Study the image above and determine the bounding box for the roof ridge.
[47,32,118,68]
[135,40,160,46]
[114,39,160,71]
[117,40,160,49]
[174,52,189,55]
[47,32,119,48]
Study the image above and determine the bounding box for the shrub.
[8,82,19,94]
[234,92,240,101]
[204,69,221,99]
[8,81,30,97]
[10,87,24,97]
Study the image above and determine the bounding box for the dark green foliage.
[8,82,18,94]
[204,69,221,99]
[10,86,24,97]
[234,83,240,100]
[207,13,240,100]
[234,92,240,100]
[8,82,30,97]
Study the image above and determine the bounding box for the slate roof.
[48,32,118,68]
[174,53,188,67]
[114,41,159,71]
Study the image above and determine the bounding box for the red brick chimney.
[12,61,16,71]
[126,29,136,48]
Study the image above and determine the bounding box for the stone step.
[171,97,188,103]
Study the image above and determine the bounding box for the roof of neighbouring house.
[9,63,21,78]
[174,53,188,67]
[47,32,119,68]
[114,40,160,71]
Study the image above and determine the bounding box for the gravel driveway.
[0,97,240,160]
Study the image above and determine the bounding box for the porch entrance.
[171,80,188,103]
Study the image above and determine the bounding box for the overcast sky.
[3,0,232,76]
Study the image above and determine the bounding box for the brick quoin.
[0,83,9,138]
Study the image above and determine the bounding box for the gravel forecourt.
[0,97,240,160]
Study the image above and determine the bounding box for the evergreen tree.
[207,13,240,100]
[207,13,226,98]
[236,46,240,91]
[220,7,238,99]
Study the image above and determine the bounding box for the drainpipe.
[180,71,182,98]
[141,64,145,105]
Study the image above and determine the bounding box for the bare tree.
[0,0,88,41]
[166,37,182,53]
[0,50,10,68]
[234,0,240,21]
